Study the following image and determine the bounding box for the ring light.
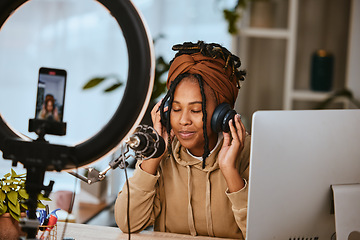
[0,0,155,170]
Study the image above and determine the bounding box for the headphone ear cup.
[222,109,237,133]
[211,103,237,133]
[160,99,170,128]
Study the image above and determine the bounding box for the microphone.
[126,125,166,159]
[68,125,165,184]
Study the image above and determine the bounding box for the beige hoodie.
[115,135,250,239]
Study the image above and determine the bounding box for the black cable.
[61,156,79,240]
[60,171,78,240]
[124,164,131,240]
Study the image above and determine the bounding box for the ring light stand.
[0,0,154,238]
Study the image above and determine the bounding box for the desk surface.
[56,222,237,240]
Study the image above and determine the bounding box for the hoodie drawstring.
[186,165,215,237]
[206,171,214,236]
[187,165,197,236]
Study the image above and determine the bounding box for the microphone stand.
[68,125,162,184]
[67,125,162,240]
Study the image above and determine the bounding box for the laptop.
[246,109,360,240]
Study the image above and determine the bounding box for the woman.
[38,94,60,121]
[115,41,250,239]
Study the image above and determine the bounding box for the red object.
[40,211,58,239]
[46,214,57,229]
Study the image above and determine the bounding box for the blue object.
[47,208,60,219]
[32,209,47,225]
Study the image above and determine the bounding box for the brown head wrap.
[166,52,239,108]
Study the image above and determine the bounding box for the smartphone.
[35,67,67,122]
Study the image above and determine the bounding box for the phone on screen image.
[35,67,67,122]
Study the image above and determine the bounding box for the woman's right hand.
[150,100,170,144]
[140,100,171,175]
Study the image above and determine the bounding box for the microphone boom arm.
[69,143,132,184]
[69,125,163,184]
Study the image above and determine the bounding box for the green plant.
[82,74,123,93]
[82,55,169,102]
[222,0,251,34]
[82,36,170,102]
[0,169,50,221]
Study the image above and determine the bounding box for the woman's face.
[46,101,54,112]
[170,77,218,157]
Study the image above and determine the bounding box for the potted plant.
[222,0,275,34]
[223,0,251,34]
[0,169,50,239]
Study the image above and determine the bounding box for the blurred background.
[0,0,358,227]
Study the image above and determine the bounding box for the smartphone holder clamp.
[28,118,67,139]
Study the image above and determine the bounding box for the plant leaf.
[9,209,20,221]
[4,179,22,185]
[104,83,122,92]
[4,173,10,178]
[21,203,28,210]
[19,189,29,199]
[8,183,18,190]
[2,185,11,192]
[37,202,46,209]
[38,194,51,201]
[223,9,239,34]
[8,200,20,216]
[0,202,7,215]
[82,77,107,89]
[11,168,17,178]
[7,190,18,205]
[0,190,5,202]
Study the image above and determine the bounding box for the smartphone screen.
[35,67,67,122]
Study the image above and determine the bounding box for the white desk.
[56,222,238,240]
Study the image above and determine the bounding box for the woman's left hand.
[218,114,246,192]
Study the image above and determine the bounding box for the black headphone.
[160,99,237,133]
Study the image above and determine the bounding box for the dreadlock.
[170,41,246,88]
